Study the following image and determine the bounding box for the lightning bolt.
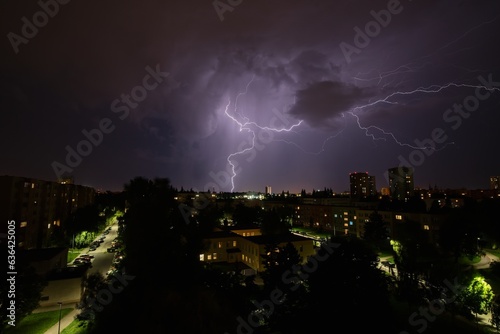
[353,15,499,88]
[224,77,303,192]
[348,81,500,150]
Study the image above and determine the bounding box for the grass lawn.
[68,249,85,263]
[458,255,482,265]
[4,308,73,334]
[291,226,332,239]
[485,248,500,258]
[61,319,90,334]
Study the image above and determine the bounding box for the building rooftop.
[243,233,312,245]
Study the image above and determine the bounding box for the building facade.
[491,176,500,190]
[349,172,376,199]
[388,166,415,201]
[0,175,95,249]
[201,227,316,273]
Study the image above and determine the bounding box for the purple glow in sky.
[1,0,499,193]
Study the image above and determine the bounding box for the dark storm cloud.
[1,0,500,192]
[288,80,371,129]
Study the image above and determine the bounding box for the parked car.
[107,246,117,253]
[74,258,92,267]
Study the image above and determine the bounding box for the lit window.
[395,215,402,220]
[200,254,205,261]
[213,253,217,260]
[207,255,212,260]
[424,225,430,230]
[20,221,27,228]
[232,240,237,247]
[218,242,222,248]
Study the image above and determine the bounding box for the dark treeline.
[75,177,500,333]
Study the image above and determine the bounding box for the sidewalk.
[36,302,80,334]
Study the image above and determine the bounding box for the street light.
[57,302,63,334]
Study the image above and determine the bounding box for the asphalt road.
[39,222,119,334]
[86,223,119,276]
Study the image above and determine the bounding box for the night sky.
[1,0,500,194]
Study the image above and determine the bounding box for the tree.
[363,210,389,251]
[460,275,494,325]
[77,272,107,323]
[259,241,305,331]
[261,241,302,291]
[232,203,260,227]
[391,219,430,306]
[439,207,482,262]
[0,261,47,330]
[304,236,395,332]
[491,296,500,332]
[260,209,290,236]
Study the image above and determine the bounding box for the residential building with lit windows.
[200,227,316,273]
[387,166,415,201]
[265,185,272,195]
[293,204,362,237]
[355,209,447,244]
[349,172,376,199]
[491,176,500,190]
[0,175,95,249]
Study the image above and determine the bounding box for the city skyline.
[1,1,500,194]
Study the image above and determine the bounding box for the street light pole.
[57,302,63,334]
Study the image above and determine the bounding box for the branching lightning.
[348,81,500,149]
[224,76,303,192]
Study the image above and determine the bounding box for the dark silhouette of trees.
[303,236,395,333]
[259,241,306,332]
[88,176,253,334]
[232,202,261,227]
[439,207,482,262]
[391,220,427,306]
[260,208,290,236]
[363,210,390,252]
[490,295,500,331]
[0,261,47,330]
